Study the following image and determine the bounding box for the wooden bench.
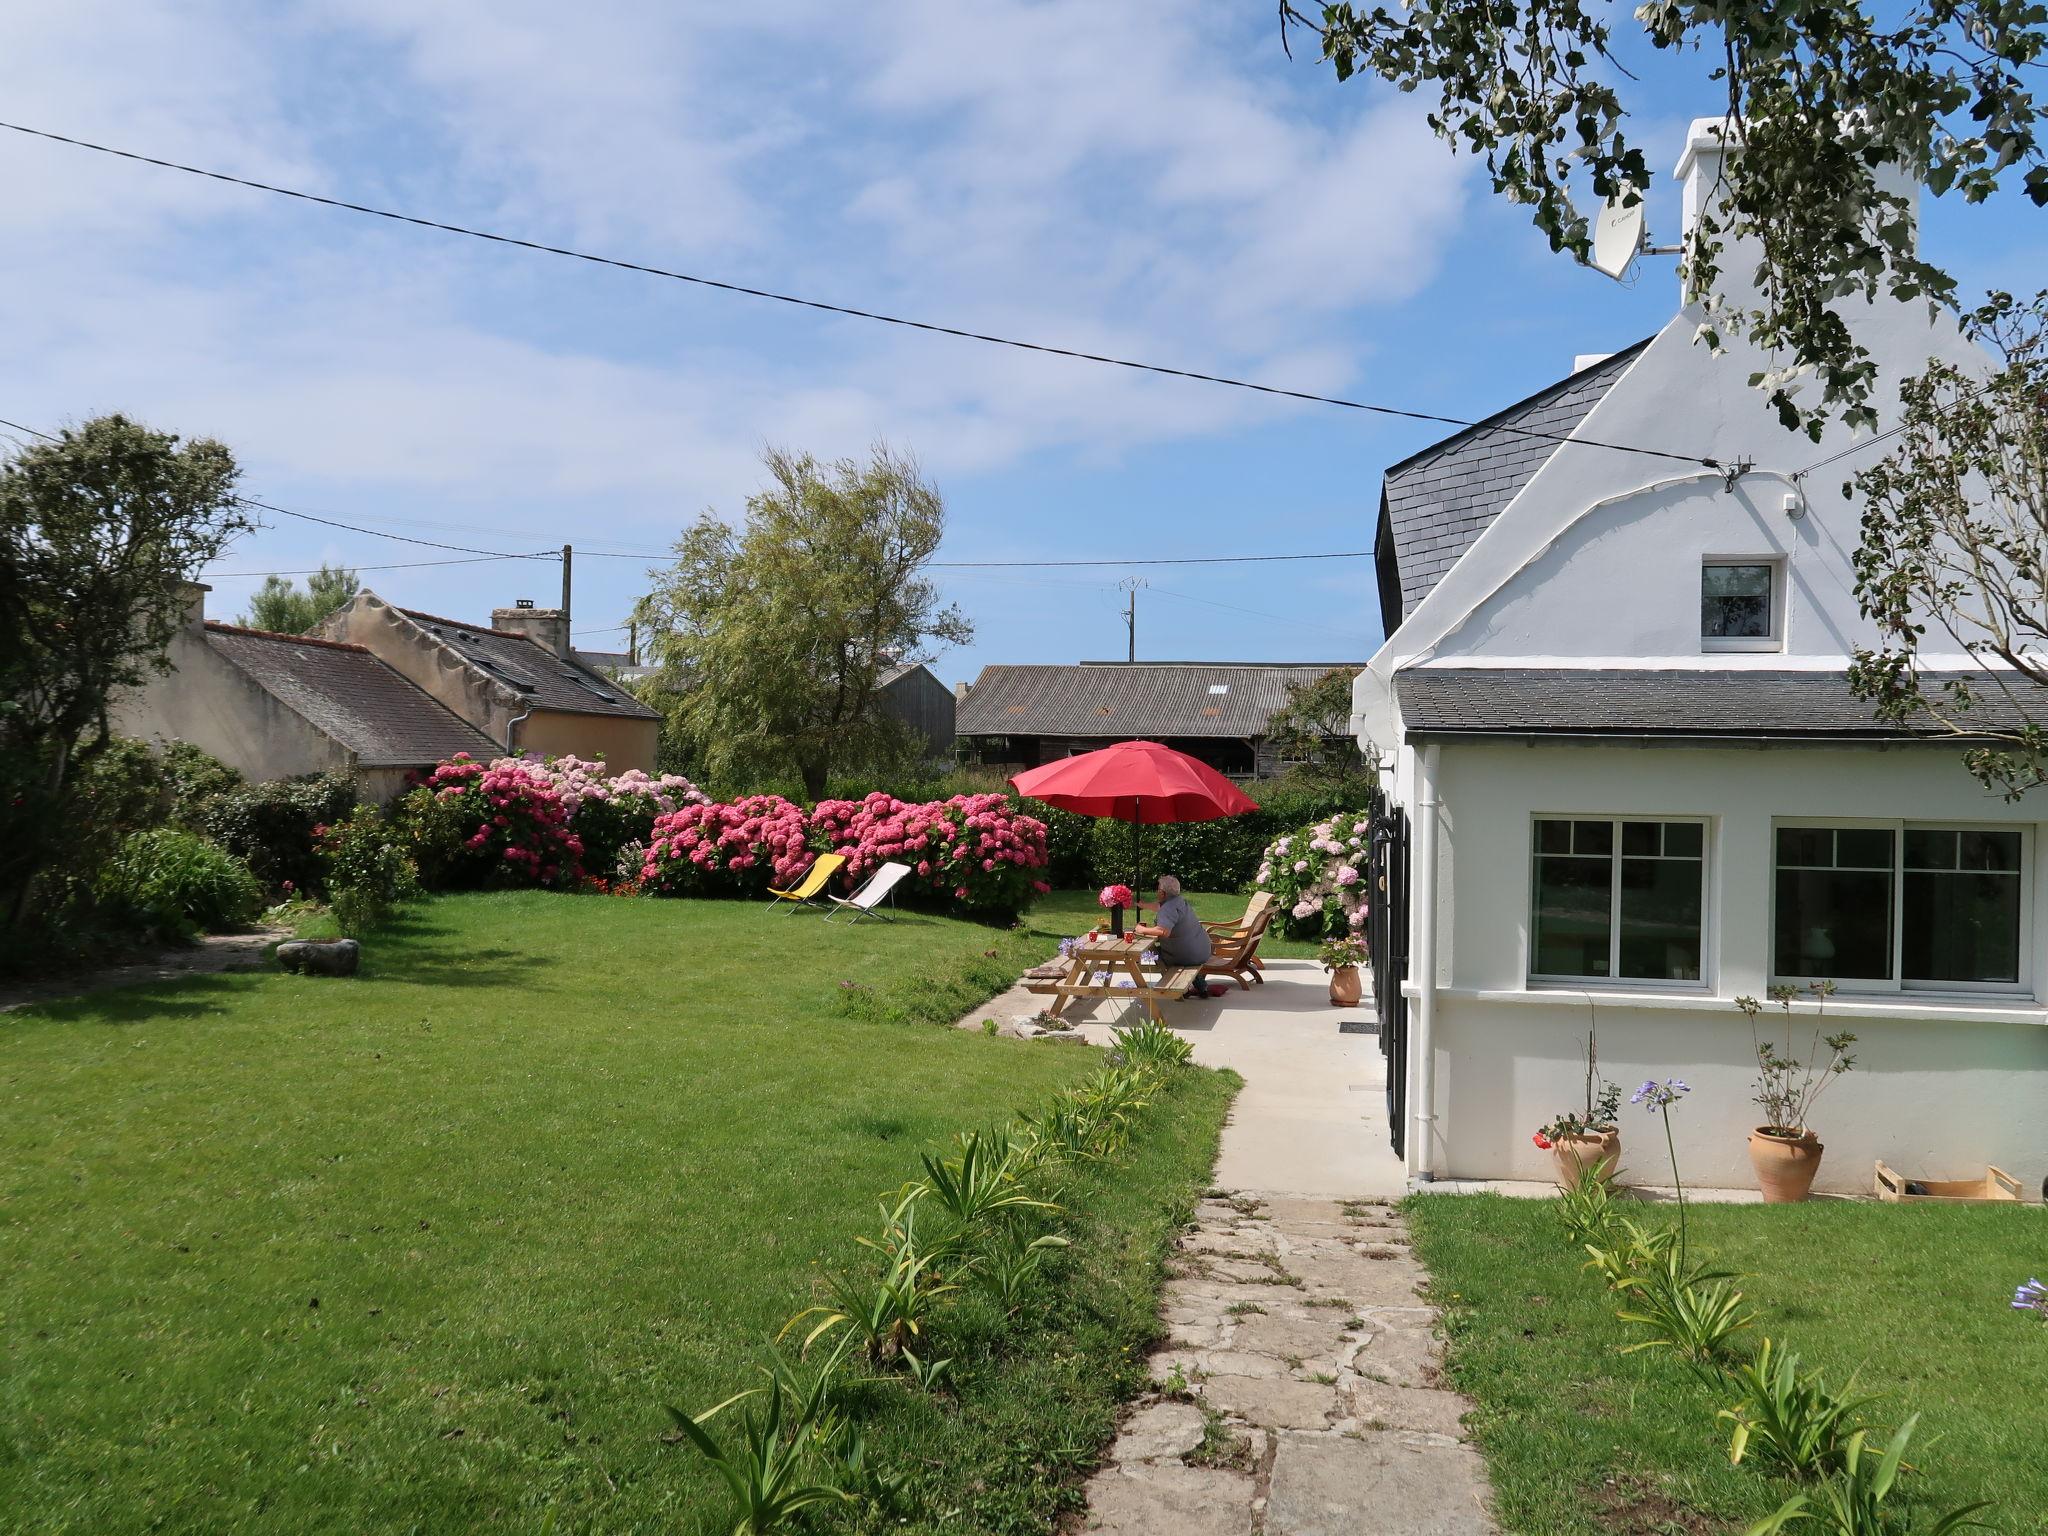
[1025,938,1201,1025]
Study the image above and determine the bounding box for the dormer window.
[1701,559,1783,652]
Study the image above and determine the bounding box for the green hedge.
[202,772,357,894]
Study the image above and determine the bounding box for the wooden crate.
[1874,1161,2029,1204]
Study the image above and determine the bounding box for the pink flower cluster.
[420,753,584,886]
[640,794,813,894]
[639,789,1051,914]
[521,754,707,817]
[1255,810,1373,938]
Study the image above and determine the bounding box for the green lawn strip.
[0,890,1234,1533]
[1406,1194,2048,1534]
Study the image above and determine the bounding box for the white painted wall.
[1408,739,2048,1193]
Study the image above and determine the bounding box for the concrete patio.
[967,956,1408,1201]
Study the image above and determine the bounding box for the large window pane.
[1619,850,1703,980]
[1703,563,1773,638]
[1773,825,1895,981]
[1903,828,2022,984]
[1534,850,1613,977]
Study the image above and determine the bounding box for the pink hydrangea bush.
[528,754,707,872]
[640,794,812,896]
[807,790,1049,917]
[1255,810,1373,940]
[399,754,585,888]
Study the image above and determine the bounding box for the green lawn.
[1,890,1237,1534]
[1409,1194,2048,1534]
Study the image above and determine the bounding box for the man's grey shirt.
[1153,894,1213,966]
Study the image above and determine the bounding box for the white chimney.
[1672,114,1918,309]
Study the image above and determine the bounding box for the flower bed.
[640,794,811,896]
[1255,809,1372,939]
[399,755,587,888]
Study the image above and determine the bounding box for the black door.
[1367,801,1410,1159]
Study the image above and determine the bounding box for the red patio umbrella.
[1010,740,1258,926]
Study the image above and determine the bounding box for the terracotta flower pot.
[1328,964,1362,1007]
[1749,1127,1824,1202]
[1552,1128,1622,1186]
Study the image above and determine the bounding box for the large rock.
[276,939,360,977]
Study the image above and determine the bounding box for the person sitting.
[1132,873,1214,999]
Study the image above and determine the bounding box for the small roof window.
[1207,683,1230,695]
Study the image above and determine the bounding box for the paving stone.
[1151,1346,1290,1382]
[1115,1400,1210,1463]
[1340,1377,1474,1438]
[1348,1318,1443,1391]
[1255,1196,1353,1225]
[1265,1430,1493,1536]
[1081,1459,1257,1535]
[1195,1372,1344,1430]
[1228,1309,1351,1367]
[1282,1249,1427,1303]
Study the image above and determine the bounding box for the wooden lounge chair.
[766,852,846,912]
[1203,891,1275,989]
[825,861,911,923]
[1201,891,1273,938]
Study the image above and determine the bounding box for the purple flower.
[1631,1078,1691,1113]
[2015,1277,2047,1315]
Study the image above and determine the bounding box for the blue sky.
[4,2,2041,685]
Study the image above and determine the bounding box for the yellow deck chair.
[766,852,846,913]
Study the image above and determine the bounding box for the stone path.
[0,928,282,1014]
[1079,1191,1496,1534]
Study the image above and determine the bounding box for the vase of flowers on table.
[1317,936,1368,1007]
[1099,883,1135,937]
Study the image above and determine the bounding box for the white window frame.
[1528,814,1713,991]
[1701,556,1786,654]
[1769,818,2033,997]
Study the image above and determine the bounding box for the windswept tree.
[1282,0,2047,434]
[1267,666,1373,783]
[238,562,359,634]
[632,444,970,798]
[0,415,247,922]
[1849,289,2048,797]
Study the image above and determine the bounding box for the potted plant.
[1533,1027,1624,1184]
[1318,935,1368,1006]
[1734,984,1857,1202]
[1098,883,1135,937]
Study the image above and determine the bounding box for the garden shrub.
[1255,809,1374,939]
[158,741,242,825]
[534,756,706,873]
[317,806,420,935]
[640,794,811,896]
[203,771,357,894]
[397,755,584,889]
[95,828,263,938]
[809,791,1049,918]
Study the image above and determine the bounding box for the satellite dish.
[1589,191,1645,280]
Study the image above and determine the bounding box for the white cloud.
[0,1,1471,542]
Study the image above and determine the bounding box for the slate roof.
[204,624,503,766]
[957,662,1364,739]
[1396,667,2048,739]
[399,608,659,719]
[1378,341,1651,627]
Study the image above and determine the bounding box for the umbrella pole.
[1133,797,1143,915]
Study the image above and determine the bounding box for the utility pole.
[560,544,573,655]
[627,619,638,667]
[1119,577,1146,661]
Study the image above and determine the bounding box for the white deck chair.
[825,861,912,923]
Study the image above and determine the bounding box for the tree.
[238,563,359,634]
[0,415,247,922]
[1267,666,1373,782]
[1848,289,2048,797]
[632,444,971,799]
[1281,1,2047,434]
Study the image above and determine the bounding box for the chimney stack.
[492,598,570,657]
[180,580,211,634]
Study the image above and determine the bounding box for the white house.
[1356,118,2048,1196]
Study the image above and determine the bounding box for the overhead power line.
[210,553,545,579]
[574,545,1378,569]
[0,119,1720,471]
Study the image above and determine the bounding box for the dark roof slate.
[399,609,659,719]
[1396,667,2048,739]
[204,623,503,765]
[957,662,1363,739]
[1380,341,1650,625]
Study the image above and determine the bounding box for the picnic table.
[1024,934,1201,1026]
